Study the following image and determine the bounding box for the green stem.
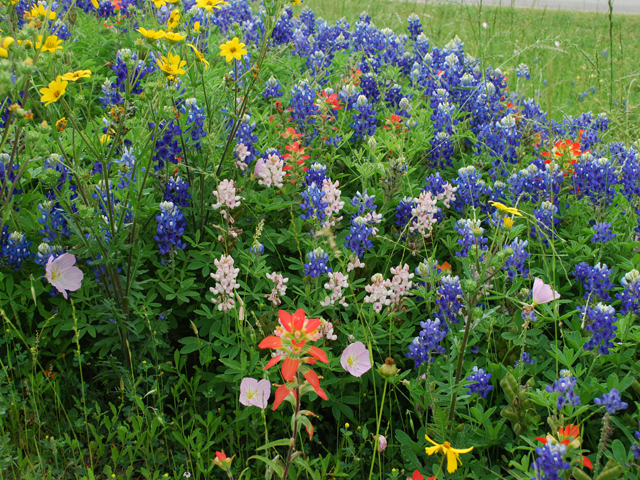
[368,379,388,480]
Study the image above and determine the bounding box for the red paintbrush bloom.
[281,127,302,140]
[316,90,342,112]
[259,309,329,409]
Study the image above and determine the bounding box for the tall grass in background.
[302,0,640,141]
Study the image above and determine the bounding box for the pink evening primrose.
[340,341,372,377]
[239,378,271,409]
[532,278,561,305]
[45,253,84,299]
[377,434,388,452]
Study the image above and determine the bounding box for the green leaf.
[611,439,626,466]
[256,438,292,451]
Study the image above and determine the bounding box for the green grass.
[300,0,640,141]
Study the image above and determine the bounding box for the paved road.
[431,0,640,14]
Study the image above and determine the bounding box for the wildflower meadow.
[2,0,640,479]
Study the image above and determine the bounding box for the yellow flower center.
[230,46,236,53]
[346,355,355,367]
[443,441,451,448]
[246,389,256,399]
[50,266,61,281]
[53,90,61,98]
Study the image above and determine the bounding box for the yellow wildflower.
[424,434,473,474]
[40,76,68,106]
[61,70,92,82]
[290,0,302,4]
[29,4,57,21]
[196,0,226,13]
[167,9,180,30]
[138,27,165,41]
[503,217,514,229]
[36,35,63,53]
[0,37,14,57]
[152,0,166,7]
[156,52,186,77]
[193,21,200,32]
[90,0,98,7]
[488,200,522,217]
[187,43,209,69]
[56,117,67,132]
[219,37,246,62]
[164,31,186,44]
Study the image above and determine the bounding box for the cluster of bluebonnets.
[2,0,640,477]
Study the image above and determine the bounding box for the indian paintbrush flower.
[258,309,328,409]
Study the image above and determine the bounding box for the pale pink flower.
[322,179,345,228]
[482,22,488,29]
[320,271,349,307]
[212,179,242,211]
[364,273,391,313]
[532,278,560,305]
[210,255,240,311]
[377,435,387,452]
[410,192,439,238]
[265,272,288,307]
[253,157,266,177]
[388,264,414,305]
[45,253,84,299]
[340,341,372,377]
[234,143,250,170]
[239,378,271,409]
[318,319,337,341]
[347,254,364,272]
[257,153,285,188]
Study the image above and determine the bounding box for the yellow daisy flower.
[503,217,514,229]
[90,0,98,7]
[61,70,92,82]
[29,4,57,20]
[196,0,226,13]
[424,435,474,474]
[290,0,302,4]
[187,43,209,69]
[40,76,68,106]
[219,37,247,62]
[193,21,201,32]
[167,9,180,30]
[138,27,166,41]
[164,31,186,44]
[36,35,63,53]
[156,52,186,77]
[488,200,522,217]
[152,0,166,7]
[0,37,14,57]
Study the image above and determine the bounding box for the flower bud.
[379,357,399,379]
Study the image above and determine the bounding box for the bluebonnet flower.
[351,95,378,141]
[150,119,183,171]
[164,175,191,208]
[571,153,618,205]
[428,89,457,168]
[581,303,617,355]
[2,231,33,270]
[289,80,319,130]
[466,366,493,399]
[339,84,359,110]
[455,219,488,258]
[530,201,561,246]
[594,388,628,414]
[452,166,488,212]
[304,163,328,188]
[503,238,530,280]
[631,444,640,459]
[360,73,380,104]
[272,9,294,45]
[561,112,609,151]
[617,145,640,202]
[407,14,423,41]
[617,269,640,316]
[182,98,207,149]
[34,242,65,266]
[470,345,479,354]
[508,164,562,205]
[590,222,616,244]
[532,443,570,480]
[394,197,415,230]
[263,76,283,99]
[300,182,329,224]
[37,201,72,242]
[545,369,581,410]
[515,63,530,80]
[406,318,447,367]
[572,262,614,302]
[515,352,535,366]
[436,275,463,324]
[234,114,260,169]
[385,84,404,109]
[112,147,138,190]
[98,0,114,17]
[300,6,316,33]
[155,201,187,259]
[304,248,331,278]
[345,216,374,258]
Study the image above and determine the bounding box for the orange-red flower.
[541,139,586,176]
[316,90,342,112]
[280,126,302,140]
[536,424,592,470]
[259,309,329,408]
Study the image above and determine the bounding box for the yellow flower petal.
[446,450,459,473]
